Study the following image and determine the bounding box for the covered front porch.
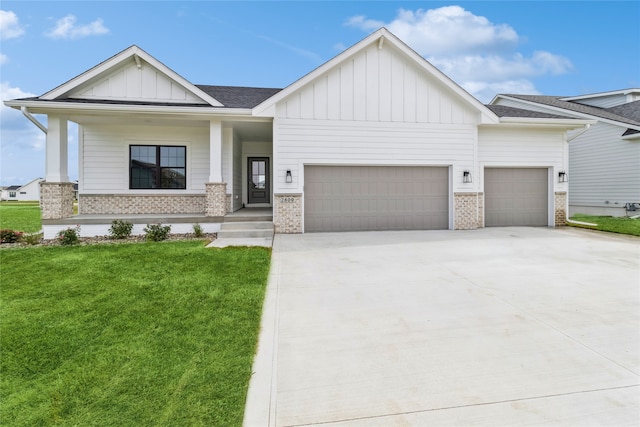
[29,111,275,238]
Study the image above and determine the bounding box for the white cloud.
[1,81,41,147]
[0,53,8,65]
[0,10,25,40]
[1,82,46,185]
[46,15,109,39]
[429,51,572,83]
[346,6,572,102]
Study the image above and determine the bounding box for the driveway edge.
[243,235,281,427]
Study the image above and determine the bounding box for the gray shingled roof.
[606,100,640,122]
[196,85,282,108]
[485,104,576,120]
[16,85,283,109]
[502,94,640,127]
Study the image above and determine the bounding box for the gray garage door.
[304,166,449,232]
[485,168,548,226]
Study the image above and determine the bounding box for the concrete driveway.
[244,227,639,426]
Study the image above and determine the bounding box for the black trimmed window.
[130,145,186,189]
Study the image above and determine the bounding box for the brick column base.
[40,182,75,220]
[274,194,302,233]
[555,191,567,226]
[205,183,227,217]
[454,192,482,230]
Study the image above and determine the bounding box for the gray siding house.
[491,90,640,217]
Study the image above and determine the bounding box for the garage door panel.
[305,166,449,232]
[485,168,548,227]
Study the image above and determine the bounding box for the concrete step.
[212,221,274,246]
[225,215,273,222]
[217,229,274,239]
[220,221,274,230]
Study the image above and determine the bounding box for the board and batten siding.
[275,43,478,125]
[274,119,476,193]
[80,124,209,194]
[569,122,640,208]
[272,41,482,194]
[72,61,205,104]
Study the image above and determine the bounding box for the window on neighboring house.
[130,145,186,189]
[9,192,16,197]
[20,192,26,194]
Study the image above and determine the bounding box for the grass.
[569,214,640,236]
[0,201,42,233]
[1,242,271,426]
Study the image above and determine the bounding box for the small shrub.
[23,233,42,245]
[109,220,134,239]
[0,229,23,243]
[144,223,171,242]
[193,223,204,238]
[57,226,81,246]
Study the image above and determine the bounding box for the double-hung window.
[130,145,186,189]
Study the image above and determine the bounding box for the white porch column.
[45,115,70,182]
[209,120,223,183]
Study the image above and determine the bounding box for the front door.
[248,157,270,204]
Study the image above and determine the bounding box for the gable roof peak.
[253,27,498,123]
[40,44,224,107]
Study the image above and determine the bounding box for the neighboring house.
[0,178,44,201]
[1,185,21,201]
[491,90,640,217]
[4,28,592,238]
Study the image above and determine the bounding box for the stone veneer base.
[274,194,302,233]
[555,192,567,226]
[205,183,228,217]
[79,194,206,215]
[454,192,483,230]
[40,182,75,219]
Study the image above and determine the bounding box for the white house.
[491,90,640,217]
[1,178,44,201]
[4,28,592,238]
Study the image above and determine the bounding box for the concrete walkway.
[244,227,640,426]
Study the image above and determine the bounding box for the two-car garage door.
[304,166,449,232]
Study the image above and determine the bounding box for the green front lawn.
[1,242,270,426]
[570,214,640,236]
[0,201,41,233]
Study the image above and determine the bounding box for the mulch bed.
[0,233,217,249]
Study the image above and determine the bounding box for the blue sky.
[1,1,638,186]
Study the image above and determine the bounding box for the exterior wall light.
[558,171,567,183]
[286,169,292,183]
[463,170,472,183]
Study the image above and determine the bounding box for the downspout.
[562,123,591,225]
[21,107,47,134]
[567,123,590,142]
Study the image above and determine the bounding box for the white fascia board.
[560,88,640,101]
[494,95,638,130]
[40,46,223,107]
[494,117,597,128]
[253,27,499,124]
[4,99,252,117]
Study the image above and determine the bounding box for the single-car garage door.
[484,168,548,226]
[304,166,449,232]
